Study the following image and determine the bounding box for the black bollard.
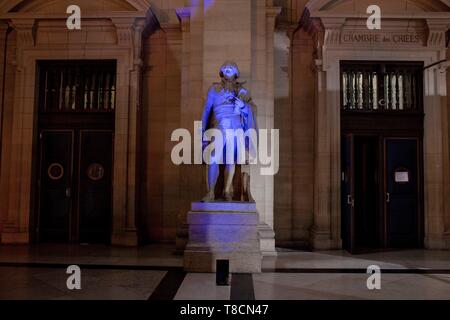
[216,260,230,286]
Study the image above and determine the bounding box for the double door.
[37,129,113,244]
[341,135,423,253]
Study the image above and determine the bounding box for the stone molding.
[9,18,35,49]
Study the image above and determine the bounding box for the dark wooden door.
[341,135,423,252]
[78,131,113,244]
[385,138,421,248]
[38,130,74,242]
[341,134,355,253]
[38,130,113,244]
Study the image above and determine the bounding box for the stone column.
[423,64,446,249]
[441,59,450,248]
[174,7,192,252]
[256,6,281,256]
[306,17,344,250]
[0,21,8,236]
[423,20,448,249]
[249,0,267,255]
[302,18,333,250]
[111,17,148,246]
[309,57,333,250]
[445,48,450,247]
[324,18,346,249]
[2,18,35,244]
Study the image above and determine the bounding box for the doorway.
[34,60,116,244]
[340,61,424,253]
[341,135,423,253]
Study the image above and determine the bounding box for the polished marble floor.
[0,267,166,300]
[0,244,449,300]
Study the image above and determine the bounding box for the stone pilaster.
[174,7,192,252]
[422,19,449,249]
[310,56,334,250]
[110,16,151,246]
[1,18,35,244]
[257,6,281,256]
[423,61,448,249]
[0,21,9,238]
[305,18,343,250]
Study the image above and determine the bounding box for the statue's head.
[219,61,240,80]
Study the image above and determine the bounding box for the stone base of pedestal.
[184,202,262,273]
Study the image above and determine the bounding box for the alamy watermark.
[171,121,279,176]
[366,5,381,30]
[66,265,81,290]
[66,5,81,30]
[366,265,381,290]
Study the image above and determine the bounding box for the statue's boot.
[223,192,233,202]
[201,190,215,202]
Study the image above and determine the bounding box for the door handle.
[65,187,71,198]
[386,192,390,203]
[347,194,354,208]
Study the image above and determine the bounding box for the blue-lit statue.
[201,61,257,202]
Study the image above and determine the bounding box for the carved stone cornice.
[9,18,35,48]
[112,15,158,69]
[321,17,345,46]
[112,17,136,47]
[437,60,450,74]
[426,19,448,48]
[175,7,191,33]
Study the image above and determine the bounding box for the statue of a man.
[201,61,257,202]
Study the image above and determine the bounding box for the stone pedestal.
[184,202,262,273]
